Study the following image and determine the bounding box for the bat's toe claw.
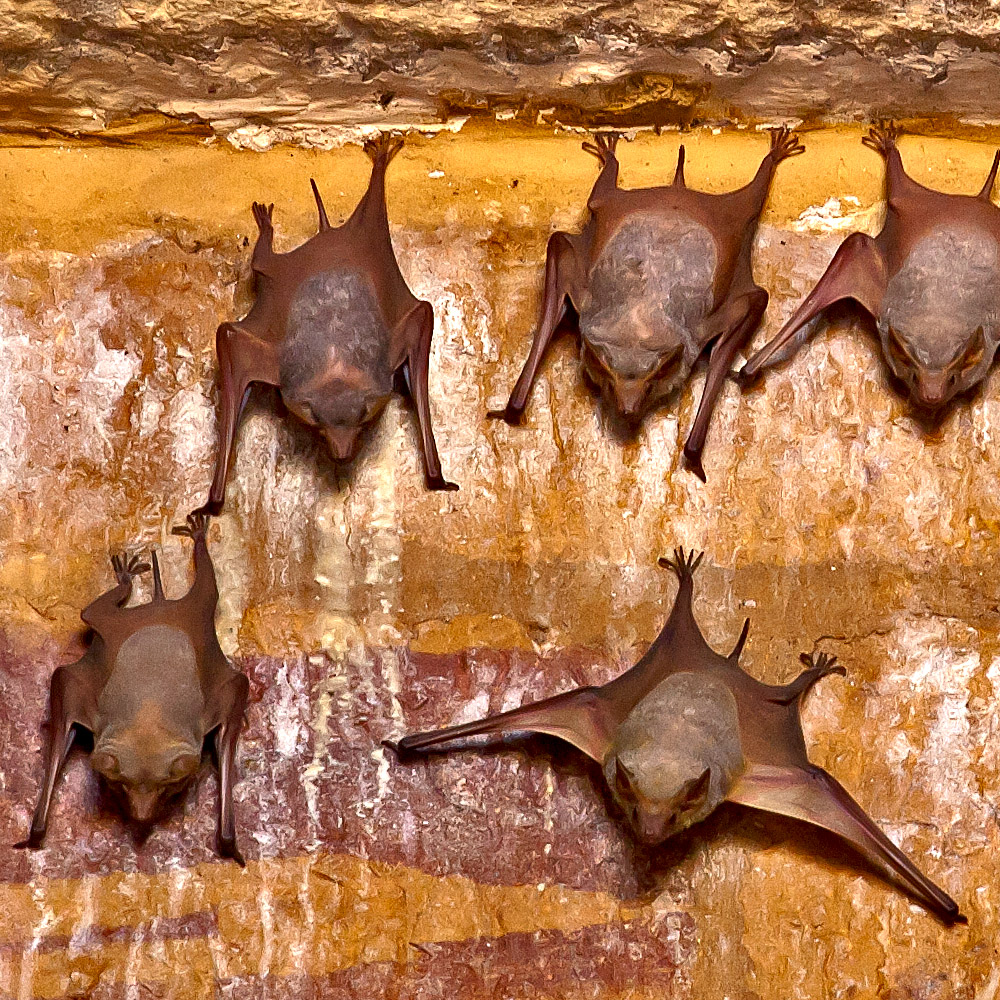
[427,475,460,492]
[173,510,212,540]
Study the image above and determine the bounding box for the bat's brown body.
[740,123,1000,412]
[489,128,804,481]
[18,514,250,863]
[392,549,962,923]
[197,134,456,515]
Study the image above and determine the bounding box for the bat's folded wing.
[393,686,617,764]
[739,232,887,382]
[727,763,962,923]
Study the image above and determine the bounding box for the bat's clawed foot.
[862,121,902,158]
[364,133,405,165]
[657,547,705,581]
[251,201,274,234]
[768,126,805,162]
[582,132,620,165]
[773,651,847,704]
[172,511,212,542]
[111,552,150,587]
[799,650,844,677]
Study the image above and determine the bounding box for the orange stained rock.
[0,853,642,998]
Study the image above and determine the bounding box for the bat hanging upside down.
[17,513,250,863]
[195,133,456,516]
[389,549,962,923]
[488,128,804,481]
[740,122,1000,415]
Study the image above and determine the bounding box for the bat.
[389,548,963,923]
[17,513,250,863]
[487,128,804,481]
[196,134,457,516]
[740,122,1000,413]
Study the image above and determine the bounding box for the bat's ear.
[683,767,711,806]
[169,752,201,781]
[91,750,120,779]
[614,758,638,798]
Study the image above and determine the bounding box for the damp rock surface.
[0,129,997,998]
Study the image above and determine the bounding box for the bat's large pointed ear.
[682,767,712,808]
[91,750,121,780]
[614,758,638,798]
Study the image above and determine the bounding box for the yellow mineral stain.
[4,125,1000,254]
[410,612,535,653]
[0,853,643,998]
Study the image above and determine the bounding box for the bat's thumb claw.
[486,406,521,425]
[381,738,400,755]
[682,449,707,483]
[15,829,43,850]
[219,837,246,867]
[428,477,460,492]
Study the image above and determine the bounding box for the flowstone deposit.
[1,129,999,998]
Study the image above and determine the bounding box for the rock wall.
[0,108,999,1000]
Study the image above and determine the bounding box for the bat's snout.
[322,426,364,461]
[125,788,162,825]
[612,379,648,420]
[913,371,952,410]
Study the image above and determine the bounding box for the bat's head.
[606,754,718,844]
[883,321,992,412]
[286,369,393,461]
[603,673,744,844]
[880,230,999,412]
[581,339,688,423]
[91,740,202,826]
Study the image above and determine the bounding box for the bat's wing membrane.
[739,232,887,382]
[394,685,617,764]
[728,763,962,923]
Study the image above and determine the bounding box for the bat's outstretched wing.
[728,763,962,923]
[393,685,617,764]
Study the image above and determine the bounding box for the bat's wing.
[393,685,618,764]
[727,763,962,923]
[738,232,887,383]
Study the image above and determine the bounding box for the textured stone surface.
[1,128,999,997]
[4,1,1000,142]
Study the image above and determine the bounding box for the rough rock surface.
[1,128,998,997]
[4,1,1000,142]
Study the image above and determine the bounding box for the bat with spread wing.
[740,122,1000,414]
[18,513,250,862]
[196,134,456,516]
[390,549,962,923]
[489,128,803,481]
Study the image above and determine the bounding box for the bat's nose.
[614,380,646,419]
[323,426,362,461]
[126,788,160,824]
[915,373,950,409]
